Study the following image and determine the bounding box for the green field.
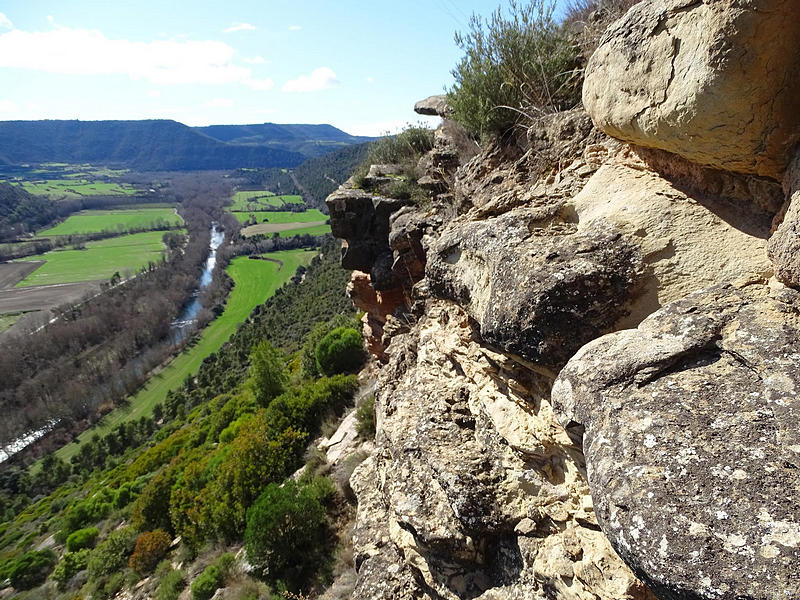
[229,191,304,211]
[19,179,137,198]
[16,231,174,286]
[232,208,327,224]
[36,207,182,237]
[53,248,317,463]
[277,223,332,237]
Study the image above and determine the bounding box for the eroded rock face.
[427,211,643,369]
[768,150,800,287]
[552,283,800,599]
[583,0,800,180]
[327,188,411,289]
[350,301,655,600]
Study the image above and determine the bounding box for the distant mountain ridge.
[0,119,373,171]
[195,123,374,158]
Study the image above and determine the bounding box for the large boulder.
[552,283,800,599]
[583,0,800,180]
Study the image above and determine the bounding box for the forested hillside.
[195,123,374,159]
[234,142,371,206]
[0,121,306,171]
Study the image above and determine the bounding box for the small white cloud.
[343,118,438,137]
[47,15,54,24]
[0,13,13,29]
[203,98,234,108]
[282,67,339,93]
[289,25,302,31]
[223,22,256,33]
[147,90,161,98]
[244,55,265,64]
[0,100,17,112]
[366,76,374,84]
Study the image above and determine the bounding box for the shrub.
[66,526,99,552]
[52,549,91,590]
[156,568,186,600]
[129,529,172,574]
[191,564,222,600]
[355,394,376,439]
[448,0,582,138]
[315,327,366,376]
[87,526,138,579]
[249,340,287,407]
[132,467,177,533]
[8,549,57,590]
[564,0,643,61]
[245,479,328,590]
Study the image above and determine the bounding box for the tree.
[129,530,172,574]
[315,327,366,376]
[249,340,286,407]
[245,480,328,590]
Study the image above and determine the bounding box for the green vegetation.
[36,207,182,237]
[250,340,287,407]
[231,208,327,225]
[353,125,435,203]
[277,223,331,238]
[229,191,305,212]
[7,549,58,590]
[65,527,99,552]
[0,312,25,333]
[16,230,175,286]
[356,394,376,439]
[0,239,358,599]
[54,248,317,463]
[315,327,367,376]
[245,478,331,588]
[19,179,137,198]
[448,0,582,138]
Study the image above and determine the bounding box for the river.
[170,223,224,343]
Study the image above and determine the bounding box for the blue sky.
[0,0,571,135]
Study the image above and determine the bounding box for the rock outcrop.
[351,300,655,600]
[583,0,800,180]
[768,149,800,287]
[552,283,800,599]
[330,2,800,593]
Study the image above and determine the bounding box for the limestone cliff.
[326,3,799,599]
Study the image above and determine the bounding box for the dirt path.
[289,172,312,203]
[247,255,284,269]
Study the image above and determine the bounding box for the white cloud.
[0,27,274,90]
[0,100,17,112]
[244,56,265,64]
[203,97,234,108]
[289,25,302,31]
[46,15,54,24]
[282,67,339,93]
[223,22,256,33]
[366,76,374,84]
[147,90,161,98]
[0,13,12,29]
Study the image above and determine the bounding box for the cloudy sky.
[0,0,570,135]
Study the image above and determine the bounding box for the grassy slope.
[277,223,331,237]
[36,207,182,236]
[54,248,317,463]
[19,179,136,198]
[231,208,327,224]
[16,230,173,286]
[229,192,304,211]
